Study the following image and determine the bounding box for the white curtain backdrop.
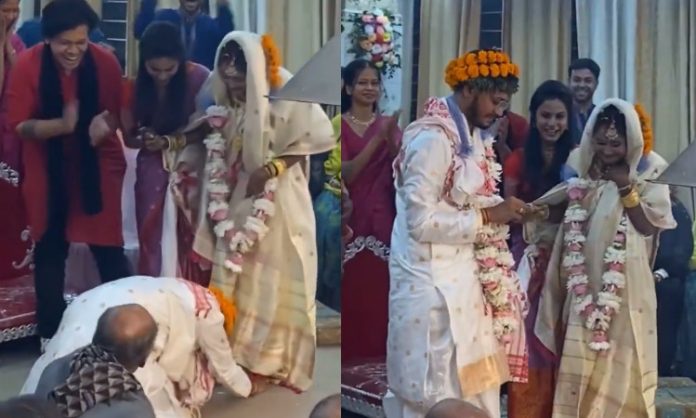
[576,0,637,104]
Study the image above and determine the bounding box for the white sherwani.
[385,98,510,418]
[21,276,252,418]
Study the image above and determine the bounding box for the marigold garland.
[634,103,653,156]
[261,33,283,89]
[209,286,237,335]
[444,49,519,89]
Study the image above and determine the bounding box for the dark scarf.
[51,344,142,418]
[39,45,102,236]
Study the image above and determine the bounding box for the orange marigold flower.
[634,103,653,155]
[209,286,237,335]
[490,63,500,77]
[500,64,510,77]
[477,50,488,64]
[467,65,480,78]
[456,56,466,67]
[495,52,504,63]
[487,51,497,63]
[479,65,490,77]
[465,53,477,66]
[501,52,510,63]
[455,67,468,81]
[261,33,283,88]
[510,63,519,77]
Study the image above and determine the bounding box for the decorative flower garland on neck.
[203,105,278,334]
[563,178,628,352]
[471,137,528,342]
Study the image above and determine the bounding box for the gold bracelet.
[175,133,187,150]
[620,188,641,208]
[271,159,287,176]
[481,208,490,224]
[264,162,277,177]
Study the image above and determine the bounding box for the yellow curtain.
[415,0,480,117]
[503,0,572,118]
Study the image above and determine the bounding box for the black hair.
[218,40,247,74]
[92,305,158,372]
[341,59,381,111]
[523,80,575,198]
[0,395,62,418]
[135,22,188,135]
[568,58,600,80]
[41,0,99,39]
[592,104,627,138]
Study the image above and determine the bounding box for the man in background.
[134,0,234,69]
[568,58,600,144]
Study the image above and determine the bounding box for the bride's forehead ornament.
[605,118,619,141]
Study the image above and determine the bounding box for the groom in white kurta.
[384,50,528,418]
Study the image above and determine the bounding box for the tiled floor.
[0,337,340,417]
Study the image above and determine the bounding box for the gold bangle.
[265,162,277,177]
[272,159,287,176]
[481,208,490,224]
[176,133,187,150]
[620,188,641,208]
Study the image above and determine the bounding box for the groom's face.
[472,90,510,129]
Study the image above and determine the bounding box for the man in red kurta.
[6,0,130,340]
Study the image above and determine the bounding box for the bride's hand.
[246,166,272,197]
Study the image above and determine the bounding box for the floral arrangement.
[261,33,283,89]
[563,178,627,352]
[473,138,528,342]
[203,105,278,333]
[445,50,520,90]
[633,103,653,156]
[347,8,401,77]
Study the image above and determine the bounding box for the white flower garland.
[472,138,528,342]
[563,178,628,352]
[203,106,278,273]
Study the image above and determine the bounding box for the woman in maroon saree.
[504,81,575,418]
[122,22,210,285]
[341,59,401,363]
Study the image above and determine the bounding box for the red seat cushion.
[341,357,388,408]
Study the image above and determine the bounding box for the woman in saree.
[531,99,675,418]
[341,58,401,363]
[192,31,335,393]
[505,81,574,418]
[122,22,211,284]
[0,0,24,169]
